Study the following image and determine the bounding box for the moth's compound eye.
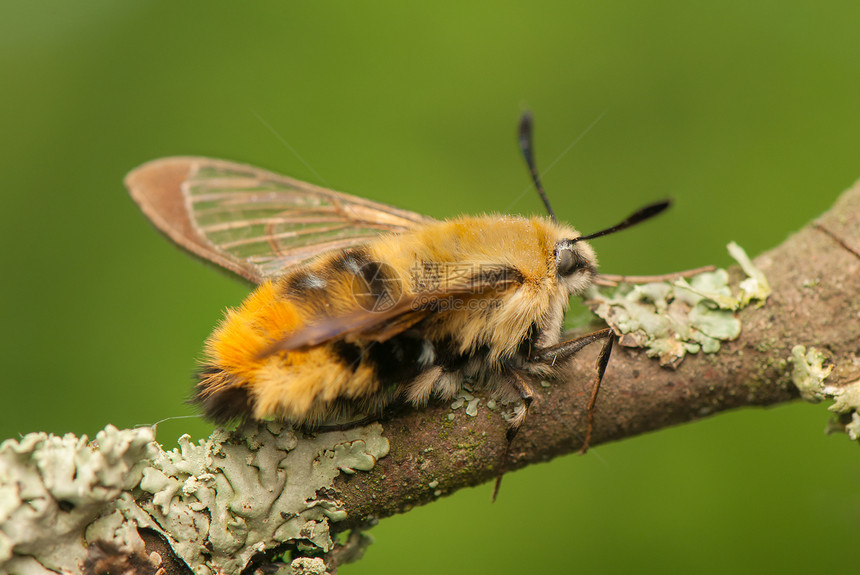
[556,247,586,277]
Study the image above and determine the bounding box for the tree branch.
[2,182,859,575]
[333,179,860,529]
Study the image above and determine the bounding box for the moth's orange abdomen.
[196,251,397,426]
[205,281,299,379]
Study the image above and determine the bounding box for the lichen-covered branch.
[2,182,859,575]
[333,179,860,529]
[1,424,389,575]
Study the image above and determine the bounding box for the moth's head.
[549,197,671,295]
[553,236,597,296]
[518,111,671,296]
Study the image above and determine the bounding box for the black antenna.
[574,199,672,242]
[518,112,557,222]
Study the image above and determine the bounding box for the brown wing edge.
[126,156,435,284]
[125,157,265,284]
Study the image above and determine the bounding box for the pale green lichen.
[827,379,860,419]
[450,388,480,417]
[0,425,156,575]
[136,421,388,574]
[789,346,860,440]
[0,422,389,575]
[845,412,860,442]
[829,381,860,441]
[587,243,770,368]
[465,399,480,417]
[289,556,329,574]
[727,241,771,308]
[789,345,835,402]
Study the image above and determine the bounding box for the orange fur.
[197,215,595,425]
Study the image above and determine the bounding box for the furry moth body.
[195,214,597,427]
[126,114,669,492]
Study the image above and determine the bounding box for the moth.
[127,114,669,497]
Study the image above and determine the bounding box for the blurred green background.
[2,1,859,573]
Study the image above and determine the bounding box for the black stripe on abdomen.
[191,366,254,425]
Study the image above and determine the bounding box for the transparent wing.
[126,157,434,284]
[261,267,522,354]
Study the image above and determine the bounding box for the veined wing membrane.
[126,157,433,284]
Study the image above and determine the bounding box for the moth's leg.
[529,327,616,454]
[595,265,715,287]
[492,368,536,502]
[530,327,613,365]
[505,369,536,438]
[581,331,614,454]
